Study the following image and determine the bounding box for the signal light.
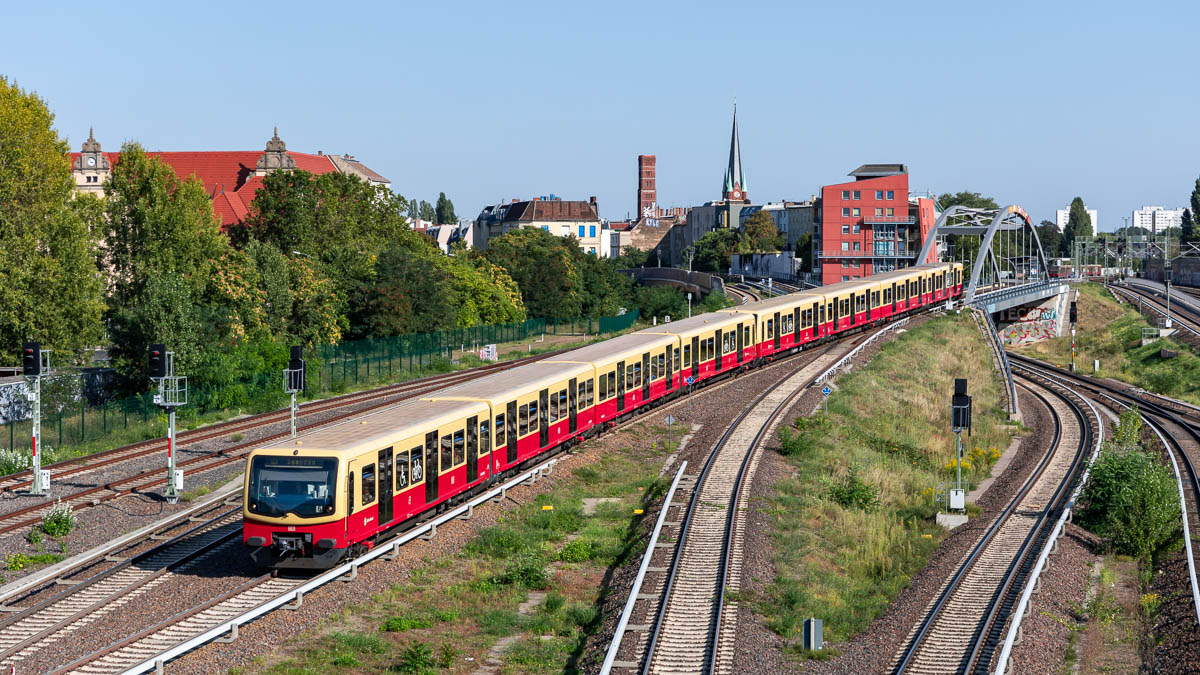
[1069,301,1078,324]
[22,342,40,377]
[149,343,167,378]
[288,345,306,392]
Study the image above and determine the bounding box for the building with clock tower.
[721,105,747,203]
[72,128,110,195]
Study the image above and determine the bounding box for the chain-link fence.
[1,312,640,459]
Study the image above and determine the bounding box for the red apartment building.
[818,164,937,284]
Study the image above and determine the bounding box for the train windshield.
[249,456,337,518]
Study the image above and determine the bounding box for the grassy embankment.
[760,311,1017,654]
[238,421,678,675]
[1014,283,1200,405]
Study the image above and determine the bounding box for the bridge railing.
[622,267,725,295]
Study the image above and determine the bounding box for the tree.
[435,192,457,224]
[482,228,584,319]
[936,191,998,211]
[1036,220,1064,259]
[1185,176,1200,247]
[419,200,435,223]
[741,211,785,252]
[1182,209,1195,248]
[692,229,741,273]
[794,231,813,272]
[614,246,650,269]
[0,76,105,365]
[1065,196,1093,248]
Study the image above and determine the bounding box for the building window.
[589,225,596,237]
[875,208,884,217]
[842,275,850,282]
[875,190,883,199]
[886,207,894,217]
[543,226,549,231]
[853,242,861,251]
[853,224,860,234]
[852,208,860,217]
[841,190,850,200]
[578,225,585,237]
[887,190,895,200]
[841,207,850,217]
[841,225,849,234]
[588,247,596,255]
[853,190,861,200]
[841,242,849,252]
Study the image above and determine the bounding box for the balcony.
[815,249,918,259]
[864,216,917,225]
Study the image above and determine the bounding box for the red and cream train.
[242,262,963,568]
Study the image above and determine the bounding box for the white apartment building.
[1055,205,1099,232]
[1132,205,1185,233]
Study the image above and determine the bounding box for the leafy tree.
[419,200,435,223]
[103,143,230,390]
[635,285,687,321]
[614,246,650,269]
[435,191,457,224]
[577,253,634,317]
[1036,220,1064,259]
[936,191,999,211]
[285,256,343,346]
[794,231,813,272]
[0,77,105,365]
[692,229,741,273]
[1184,177,1200,247]
[741,211,785,252]
[1064,196,1093,253]
[351,243,457,337]
[482,228,584,319]
[1078,448,1180,561]
[1183,209,1195,247]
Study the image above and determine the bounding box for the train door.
[378,446,393,525]
[736,322,744,361]
[616,361,626,412]
[793,307,801,344]
[539,389,549,448]
[813,302,820,336]
[568,378,578,433]
[466,416,478,483]
[424,431,438,504]
[714,329,723,372]
[641,352,651,400]
[506,400,518,464]
[666,343,675,387]
[773,312,781,350]
[691,337,699,376]
[891,283,897,313]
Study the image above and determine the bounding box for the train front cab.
[244,399,491,569]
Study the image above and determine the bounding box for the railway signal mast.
[1069,299,1078,371]
[949,378,972,512]
[149,344,187,503]
[284,345,306,438]
[22,342,51,496]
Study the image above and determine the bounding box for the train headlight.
[250,502,257,511]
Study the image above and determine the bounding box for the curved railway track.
[1107,282,1200,339]
[891,370,1099,674]
[0,350,564,535]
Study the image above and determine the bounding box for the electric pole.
[150,344,187,503]
[285,346,306,437]
[23,343,49,496]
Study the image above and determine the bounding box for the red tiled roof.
[70,151,338,229]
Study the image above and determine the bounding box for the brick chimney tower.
[637,155,657,221]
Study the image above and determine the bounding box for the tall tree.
[936,191,999,211]
[1182,209,1196,248]
[419,200,435,223]
[0,77,105,365]
[1036,220,1065,259]
[741,211,785,252]
[435,192,457,224]
[482,228,584,319]
[692,229,742,273]
[1064,196,1093,254]
[1186,176,1200,247]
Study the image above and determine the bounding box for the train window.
[765,319,773,339]
[657,353,665,378]
[559,389,568,414]
[650,354,659,381]
[495,414,506,446]
[361,463,376,505]
[743,326,750,346]
[453,430,465,466]
[708,337,716,358]
[599,373,608,400]
[348,472,355,513]
[699,339,707,361]
[549,392,560,423]
[411,446,424,484]
[519,405,529,435]
[884,288,892,304]
[607,371,616,397]
[586,379,594,407]
[397,451,411,490]
[529,400,539,431]
[479,421,490,455]
[683,344,691,367]
[440,434,453,471]
[673,347,680,371]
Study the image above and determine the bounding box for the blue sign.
[821,385,832,397]
[686,376,696,385]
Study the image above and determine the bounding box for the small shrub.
[1077,448,1180,560]
[826,466,880,511]
[556,539,596,562]
[492,553,549,588]
[1140,592,1161,617]
[0,448,31,476]
[41,500,77,538]
[566,603,598,628]
[230,432,245,442]
[5,552,30,571]
[437,642,458,668]
[381,615,433,632]
[27,526,43,547]
[467,527,536,558]
[394,641,435,673]
[331,653,360,667]
[477,609,523,635]
[543,591,566,613]
[574,466,601,484]
[431,609,457,623]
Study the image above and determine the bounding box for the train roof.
[544,331,675,365]
[633,311,744,336]
[425,360,593,403]
[254,398,487,456]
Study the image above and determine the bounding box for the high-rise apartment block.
[1132,205,1185,233]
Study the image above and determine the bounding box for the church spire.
[722,103,747,202]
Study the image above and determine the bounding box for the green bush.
[491,553,549,588]
[565,603,598,628]
[0,448,30,476]
[437,642,458,668]
[394,641,434,673]
[543,591,566,613]
[556,538,597,562]
[1078,448,1180,560]
[466,527,537,558]
[381,615,432,632]
[826,465,880,511]
[41,500,77,538]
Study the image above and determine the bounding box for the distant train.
[242,263,963,568]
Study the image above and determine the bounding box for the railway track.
[607,321,905,674]
[0,502,244,670]
[0,350,563,535]
[891,370,1099,674]
[1107,282,1200,340]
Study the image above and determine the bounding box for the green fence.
[1,312,640,458]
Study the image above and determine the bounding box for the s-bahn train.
[242,263,962,568]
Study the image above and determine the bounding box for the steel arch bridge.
[917,204,1062,309]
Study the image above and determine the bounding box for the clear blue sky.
[3,1,1198,230]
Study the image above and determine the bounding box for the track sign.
[821,385,832,397]
[148,344,166,378]
[686,376,695,385]
[22,342,40,377]
[664,415,677,426]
